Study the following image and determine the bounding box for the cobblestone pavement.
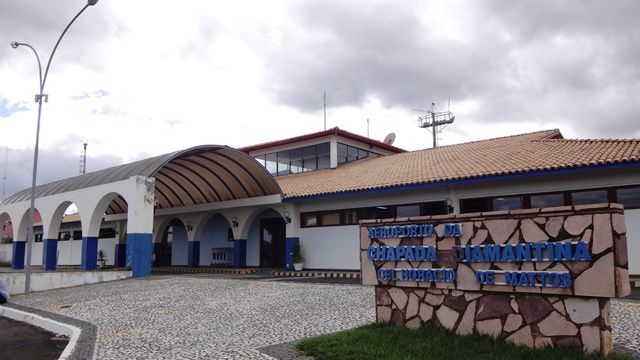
[11,276,374,359]
[611,299,640,358]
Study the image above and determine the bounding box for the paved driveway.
[11,276,374,359]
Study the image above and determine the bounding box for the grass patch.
[297,323,632,360]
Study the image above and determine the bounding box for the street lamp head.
[87,0,98,5]
[10,41,19,49]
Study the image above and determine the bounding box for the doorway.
[260,217,286,268]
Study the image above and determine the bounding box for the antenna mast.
[415,99,455,148]
[323,91,327,130]
[79,141,88,175]
[1,147,8,201]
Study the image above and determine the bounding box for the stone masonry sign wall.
[360,203,630,354]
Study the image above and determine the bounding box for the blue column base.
[11,241,26,270]
[285,237,299,270]
[114,243,127,268]
[126,233,152,278]
[233,239,246,268]
[81,237,98,271]
[188,241,200,268]
[42,238,58,271]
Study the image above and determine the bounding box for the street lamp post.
[11,0,98,294]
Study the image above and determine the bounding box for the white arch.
[238,207,285,240]
[193,212,233,242]
[85,191,130,238]
[15,207,43,243]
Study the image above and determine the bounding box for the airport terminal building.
[1,128,639,277]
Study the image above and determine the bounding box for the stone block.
[459,222,474,245]
[377,306,392,322]
[545,216,564,237]
[424,293,444,306]
[444,295,468,313]
[552,301,566,316]
[506,325,533,347]
[485,219,518,244]
[476,319,502,339]
[574,252,614,297]
[503,313,523,332]
[602,329,613,355]
[592,214,613,255]
[361,251,377,285]
[538,311,578,337]
[436,305,460,330]
[615,267,631,297]
[456,300,476,336]
[521,219,549,243]
[516,296,553,324]
[464,292,482,302]
[419,303,434,322]
[614,235,628,267]
[406,317,421,330]
[612,213,626,235]
[580,326,601,353]
[406,293,420,319]
[564,215,591,236]
[389,288,408,309]
[390,309,405,326]
[602,301,611,327]
[477,295,513,320]
[456,263,480,291]
[470,229,488,245]
[564,298,599,324]
[376,287,392,306]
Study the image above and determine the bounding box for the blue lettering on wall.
[454,241,592,263]
[377,268,456,282]
[368,246,437,262]
[368,223,461,239]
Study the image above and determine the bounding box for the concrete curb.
[0,305,80,359]
[0,303,97,360]
[271,270,361,279]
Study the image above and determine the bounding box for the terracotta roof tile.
[277,129,640,199]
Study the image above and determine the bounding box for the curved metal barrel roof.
[2,145,282,214]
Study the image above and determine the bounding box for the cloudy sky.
[0,0,639,199]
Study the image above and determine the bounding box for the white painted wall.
[171,225,188,266]
[199,215,232,266]
[3,270,131,295]
[0,243,11,264]
[300,225,360,270]
[2,237,118,267]
[625,209,640,276]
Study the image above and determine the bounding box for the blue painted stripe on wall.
[42,238,58,271]
[188,241,200,268]
[283,161,640,202]
[81,237,98,271]
[126,233,153,278]
[11,241,25,269]
[285,237,299,270]
[114,243,127,267]
[233,239,247,268]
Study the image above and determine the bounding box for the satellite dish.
[383,132,396,145]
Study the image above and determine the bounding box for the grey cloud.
[263,0,640,138]
[0,1,125,73]
[1,141,122,202]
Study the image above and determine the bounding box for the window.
[320,213,340,226]
[265,153,277,175]
[290,148,303,174]
[572,190,609,205]
[337,143,348,164]
[396,204,421,217]
[362,206,394,220]
[303,214,318,227]
[337,143,380,165]
[35,234,43,243]
[302,145,317,172]
[423,201,448,215]
[254,155,266,167]
[492,196,523,211]
[58,231,71,241]
[341,210,359,225]
[99,228,116,239]
[530,193,565,208]
[277,151,290,176]
[317,143,331,170]
[616,187,640,209]
[460,198,490,213]
[73,230,82,240]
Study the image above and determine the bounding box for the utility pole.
[1,147,8,201]
[366,118,370,138]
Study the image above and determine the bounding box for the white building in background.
[1,127,639,277]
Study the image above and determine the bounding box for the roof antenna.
[366,118,370,138]
[413,97,456,148]
[1,147,8,201]
[323,91,327,130]
[79,141,88,175]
